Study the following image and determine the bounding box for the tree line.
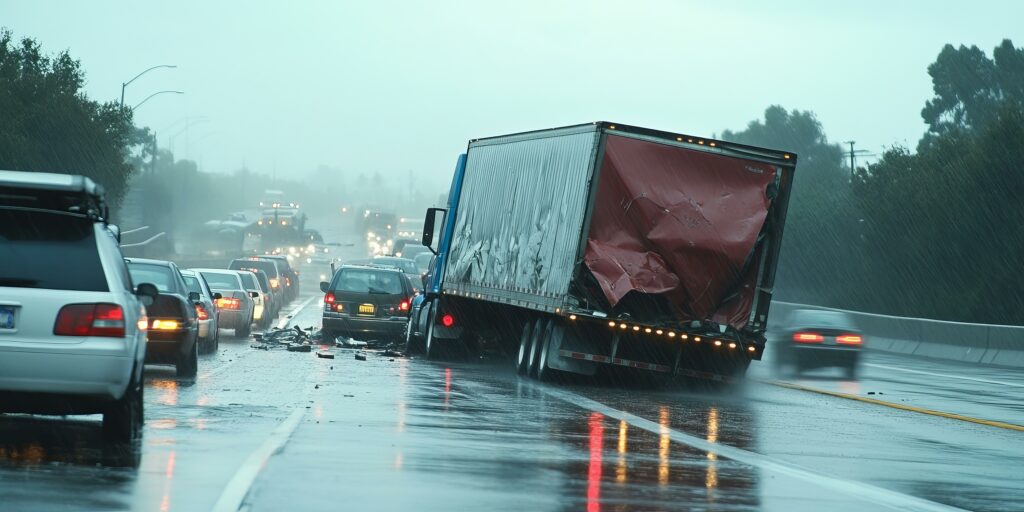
[724,39,1024,324]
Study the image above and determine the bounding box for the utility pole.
[844,141,875,181]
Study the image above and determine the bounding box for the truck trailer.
[406,122,797,383]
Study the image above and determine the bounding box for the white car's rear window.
[0,210,108,291]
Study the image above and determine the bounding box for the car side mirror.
[249,291,260,298]
[213,292,223,300]
[319,281,330,293]
[136,283,159,307]
[188,291,201,302]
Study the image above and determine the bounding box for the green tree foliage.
[921,39,1024,146]
[722,106,866,306]
[0,29,143,205]
[857,40,1024,323]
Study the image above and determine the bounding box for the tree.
[0,29,142,205]
[855,40,1024,323]
[920,39,1024,145]
[722,106,866,306]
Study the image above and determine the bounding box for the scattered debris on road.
[354,352,367,361]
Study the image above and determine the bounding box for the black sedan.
[125,258,200,378]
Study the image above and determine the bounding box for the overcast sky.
[4,0,1023,188]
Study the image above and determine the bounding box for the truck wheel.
[516,319,537,375]
[425,307,445,360]
[405,319,424,355]
[103,367,143,442]
[528,318,551,378]
[176,338,199,378]
[536,322,560,382]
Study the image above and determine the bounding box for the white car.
[0,170,157,441]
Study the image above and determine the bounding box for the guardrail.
[770,301,1024,369]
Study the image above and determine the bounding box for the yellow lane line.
[766,379,1024,433]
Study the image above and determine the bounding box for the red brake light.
[215,297,242,310]
[793,332,824,343]
[270,278,280,289]
[195,304,210,321]
[400,299,410,311]
[54,303,126,338]
[325,292,335,304]
[441,314,454,327]
[837,334,863,345]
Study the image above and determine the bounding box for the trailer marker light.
[656,329,663,335]
[441,314,455,327]
[676,137,683,141]
[620,323,628,330]
[644,327,652,333]
[694,336,702,342]
[728,342,737,349]
[709,142,717,147]
[608,321,616,327]
[668,332,676,338]
[569,314,577,320]
[632,325,640,331]
[748,346,756,352]
[784,154,791,160]
[681,334,688,340]
[698,140,705,145]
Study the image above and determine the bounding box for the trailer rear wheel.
[516,319,537,376]
[405,319,424,355]
[425,306,450,360]
[528,318,552,378]
[536,322,561,382]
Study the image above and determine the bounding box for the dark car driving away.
[320,265,414,343]
[773,309,864,378]
[125,258,200,378]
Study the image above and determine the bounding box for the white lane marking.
[865,363,1024,389]
[211,406,306,512]
[537,385,966,512]
[276,295,319,330]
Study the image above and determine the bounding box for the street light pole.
[132,90,184,112]
[120,64,177,108]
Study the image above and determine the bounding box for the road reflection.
[561,397,758,511]
[0,416,142,469]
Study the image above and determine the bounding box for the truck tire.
[516,319,537,375]
[536,322,565,382]
[103,366,143,442]
[405,319,424,355]
[424,307,445,360]
[528,318,551,378]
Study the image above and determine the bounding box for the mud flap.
[544,322,598,376]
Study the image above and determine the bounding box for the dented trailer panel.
[442,122,796,345]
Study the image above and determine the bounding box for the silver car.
[0,170,154,441]
[195,269,256,337]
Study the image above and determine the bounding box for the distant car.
[229,257,285,304]
[320,264,416,343]
[774,309,864,378]
[125,258,201,378]
[413,253,434,274]
[396,244,431,261]
[258,255,300,301]
[196,269,257,337]
[0,170,153,440]
[390,238,420,256]
[180,269,221,354]
[236,270,270,329]
[234,267,279,318]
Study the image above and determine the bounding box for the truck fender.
[545,322,598,376]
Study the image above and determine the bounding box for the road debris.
[354,352,367,361]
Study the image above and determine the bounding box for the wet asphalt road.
[1,252,1022,510]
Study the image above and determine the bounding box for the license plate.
[0,306,15,329]
[358,304,375,315]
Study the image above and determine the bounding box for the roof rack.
[0,169,109,223]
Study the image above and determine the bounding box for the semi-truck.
[405,122,797,383]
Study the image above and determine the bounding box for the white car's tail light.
[54,303,126,337]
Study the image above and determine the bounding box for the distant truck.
[406,122,797,383]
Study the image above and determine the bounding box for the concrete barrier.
[769,300,1024,369]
